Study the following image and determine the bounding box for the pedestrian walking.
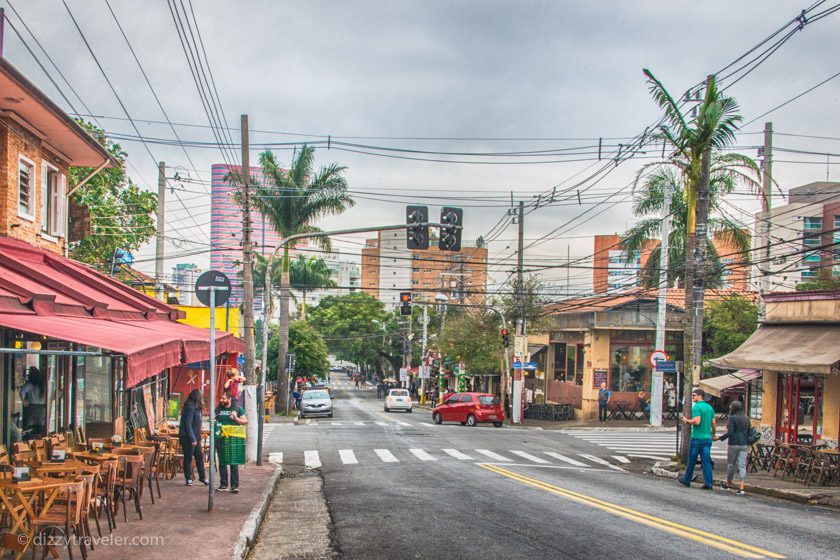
[377,380,383,399]
[597,382,611,422]
[679,388,717,490]
[178,389,207,487]
[215,390,247,493]
[715,400,750,495]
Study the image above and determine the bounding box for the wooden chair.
[0,444,10,466]
[114,455,144,522]
[33,438,48,462]
[77,470,101,546]
[65,430,77,448]
[75,425,87,446]
[134,427,149,443]
[792,448,816,484]
[30,480,88,560]
[11,441,35,465]
[134,446,159,504]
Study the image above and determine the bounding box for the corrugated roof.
[544,288,755,316]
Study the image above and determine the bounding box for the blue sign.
[513,362,538,370]
[237,354,245,367]
[655,360,676,373]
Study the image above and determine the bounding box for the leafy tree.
[621,158,759,288]
[795,278,840,292]
[309,292,388,371]
[68,121,157,271]
[290,255,336,319]
[495,275,553,334]
[267,320,328,380]
[438,309,502,376]
[702,296,758,375]
[241,145,354,412]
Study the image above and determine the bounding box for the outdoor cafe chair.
[135,445,159,504]
[29,479,88,560]
[11,442,34,466]
[114,455,144,522]
[32,439,48,463]
[0,444,10,467]
[75,426,87,447]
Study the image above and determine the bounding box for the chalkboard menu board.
[593,368,608,388]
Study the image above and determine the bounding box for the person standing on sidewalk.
[679,388,716,490]
[598,382,611,423]
[215,390,248,493]
[715,400,750,495]
[179,389,207,487]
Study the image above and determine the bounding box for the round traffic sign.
[194,270,232,307]
[649,350,668,367]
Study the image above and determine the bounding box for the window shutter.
[53,174,67,237]
[41,163,50,231]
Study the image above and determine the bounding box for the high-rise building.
[171,263,202,306]
[592,233,749,294]
[210,164,282,308]
[755,181,840,291]
[361,230,488,308]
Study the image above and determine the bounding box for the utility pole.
[404,314,412,389]
[155,162,165,301]
[512,200,526,424]
[240,115,256,385]
[758,122,773,322]
[420,302,428,403]
[651,180,672,427]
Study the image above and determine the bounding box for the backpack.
[747,425,761,445]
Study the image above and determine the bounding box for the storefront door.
[777,373,824,443]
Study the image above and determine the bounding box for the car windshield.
[303,390,329,400]
[478,396,500,405]
[390,390,408,397]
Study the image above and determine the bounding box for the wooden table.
[0,477,70,560]
[27,459,95,478]
[68,451,119,463]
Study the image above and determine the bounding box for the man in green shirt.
[678,388,716,489]
[215,390,247,493]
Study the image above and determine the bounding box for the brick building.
[592,233,749,294]
[361,229,488,308]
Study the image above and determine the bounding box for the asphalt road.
[261,380,840,560]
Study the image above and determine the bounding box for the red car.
[432,392,504,427]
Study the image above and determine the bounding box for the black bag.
[748,425,761,445]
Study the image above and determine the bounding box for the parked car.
[432,392,503,427]
[300,388,333,418]
[384,389,412,413]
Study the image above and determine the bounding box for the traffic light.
[501,328,510,348]
[439,207,463,251]
[400,292,412,316]
[406,205,429,250]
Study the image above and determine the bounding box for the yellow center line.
[479,464,785,559]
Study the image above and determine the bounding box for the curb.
[232,466,283,560]
[560,426,676,433]
[649,460,840,509]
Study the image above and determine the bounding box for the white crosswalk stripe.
[375,422,388,427]
[543,452,588,467]
[442,449,473,460]
[375,449,399,463]
[612,456,631,464]
[565,430,727,460]
[268,452,283,465]
[395,421,412,427]
[510,450,550,464]
[475,449,511,462]
[339,449,358,465]
[578,453,625,471]
[304,450,321,469]
[409,449,436,461]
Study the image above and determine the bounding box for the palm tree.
[290,255,337,319]
[621,155,759,288]
[252,145,354,414]
[642,70,750,459]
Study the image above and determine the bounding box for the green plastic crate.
[218,425,246,465]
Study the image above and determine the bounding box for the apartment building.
[756,181,840,291]
[592,233,749,294]
[361,229,488,308]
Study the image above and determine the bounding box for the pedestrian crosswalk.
[271,447,630,470]
[564,430,727,461]
[294,419,415,427]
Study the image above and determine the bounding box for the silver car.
[300,389,333,418]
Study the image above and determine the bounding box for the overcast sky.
[4,1,839,296]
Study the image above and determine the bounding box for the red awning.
[115,319,245,363]
[0,314,182,387]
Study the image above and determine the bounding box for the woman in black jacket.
[714,400,750,495]
[179,389,208,486]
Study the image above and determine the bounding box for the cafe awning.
[114,319,245,363]
[0,314,182,387]
[709,325,840,375]
[528,344,547,356]
[699,369,761,398]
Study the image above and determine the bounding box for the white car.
[384,389,413,413]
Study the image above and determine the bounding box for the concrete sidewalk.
[651,459,840,508]
[90,462,279,560]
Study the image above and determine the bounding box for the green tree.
[496,275,553,334]
[68,121,157,271]
[702,296,758,361]
[309,292,388,373]
[438,309,502,376]
[290,255,336,319]
[621,157,759,288]
[244,145,354,413]
[267,320,329,381]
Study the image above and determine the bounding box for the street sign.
[399,368,408,382]
[512,362,538,370]
[237,354,245,367]
[649,350,668,367]
[420,365,431,379]
[195,270,232,307]
[655,360,677,373]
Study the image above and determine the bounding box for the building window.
[804,251,821,262]
[18,157,35,218]
[802,269,818,278]
[803,217,822,230]
[748,378,763,420]
[803,233,820,247]
[835,215,840,230]
[40,164,65,237]
[610,344,651,392]
[553,343,566,381]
